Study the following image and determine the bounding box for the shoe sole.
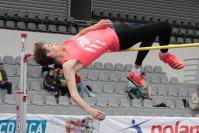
[127,76,143,88]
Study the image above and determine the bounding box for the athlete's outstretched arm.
[62,61,106,121]
[71,19,113,40]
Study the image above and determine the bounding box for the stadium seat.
[143,99,153,108]
[109,96,120,107]
[170,77,178,84]
[114,83,127,94]
[153,66,162,73]
[114,63,124,71]
[38,23,47,32]
[17,22,26,30]
[193,39,199,43]
[8,77,19,90]
[93,62,104,70]
[18,11,28,19]
[92,83,104,93]
[85,97,97,106]
[109,71,121,81]
[28,58,38,66]
[32,95,45,105]
[3,56,14,64]
[46,96,58,106]
[185,38,192,43]
[58,25,67,33]
[27,23,37,31]
[48,14,58,22]
[124,64,132,72]
[166,99,175,109]
[178,88,188,96]
[176,37,184,44]
[160,76,169,84]
[144,65,153,73]
[98,71,109,81]
[175,99,185,109]
[27,12,38,20]
[96,95,109,107]
[158,86,168,96]
[28,66,42,78]
[0,20,4,28]
[3,64,17,77]
[48,24,57,32]
[120,97,131,107]
[79,69,89,80]
[5,21,15,29]
[104,62,114,70]
[168,87,178,96]
[87,70,99,81]
[5,94,16,105]
[7,11,18,18]
[132,99,142,108]
[30,79,42,91]
[58,96,71,106]
[103,84,115,93]
[120,72,129,83]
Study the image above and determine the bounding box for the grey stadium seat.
[98,71,109,81]
[17,22,26,30]
[59,96,71,106]
[166,99,175,109]
[0,20,4,28]
[153,66,162,73]
[143,99,153,108]
[87,70,99,81]
[58,25,67,33]
[114,63,124,71]
[3,56,14,64]
[5,94,16,105]
[175,100,185,109]
[124,64,132,72]
[158,86,168,96]
[46,96,57,106]
[144,65,153,73]
[5,21,15,29]
[30,79,42,91]
[109,71,121,81]
[48,24,57,32]
[3,64,17,77]
[32,95,45,105]
[132,99,142,108]
[27,23,37,31]
[85,97,97,106]
[96,95,109,107]
[108,96,120,107]
[120,97,131,107]
[38,24,47,31]
[168,87,178,96]
[104,62,114,70]
[28,66,42,78]
[103,84,115,93]
[93,62,104,70]
[92,83,104,93]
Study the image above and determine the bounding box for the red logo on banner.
[151,121,199,133]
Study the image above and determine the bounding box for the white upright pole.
[16,33,28,133]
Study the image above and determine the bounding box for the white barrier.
[0,114,199,133]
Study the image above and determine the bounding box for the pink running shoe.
[127,71,144,87]
[159,52,184,69]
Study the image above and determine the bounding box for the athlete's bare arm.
[71,19,113,40]
[62,60,106,121]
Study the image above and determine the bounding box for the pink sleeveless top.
[61,27,120,66]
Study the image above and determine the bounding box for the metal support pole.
[16,33,29,133]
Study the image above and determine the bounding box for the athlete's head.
[33,42,62,66]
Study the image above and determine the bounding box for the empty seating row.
[0,94,188,110]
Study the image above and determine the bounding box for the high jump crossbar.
[126,43,199,51]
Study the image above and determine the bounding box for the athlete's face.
[43,43,62,58]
